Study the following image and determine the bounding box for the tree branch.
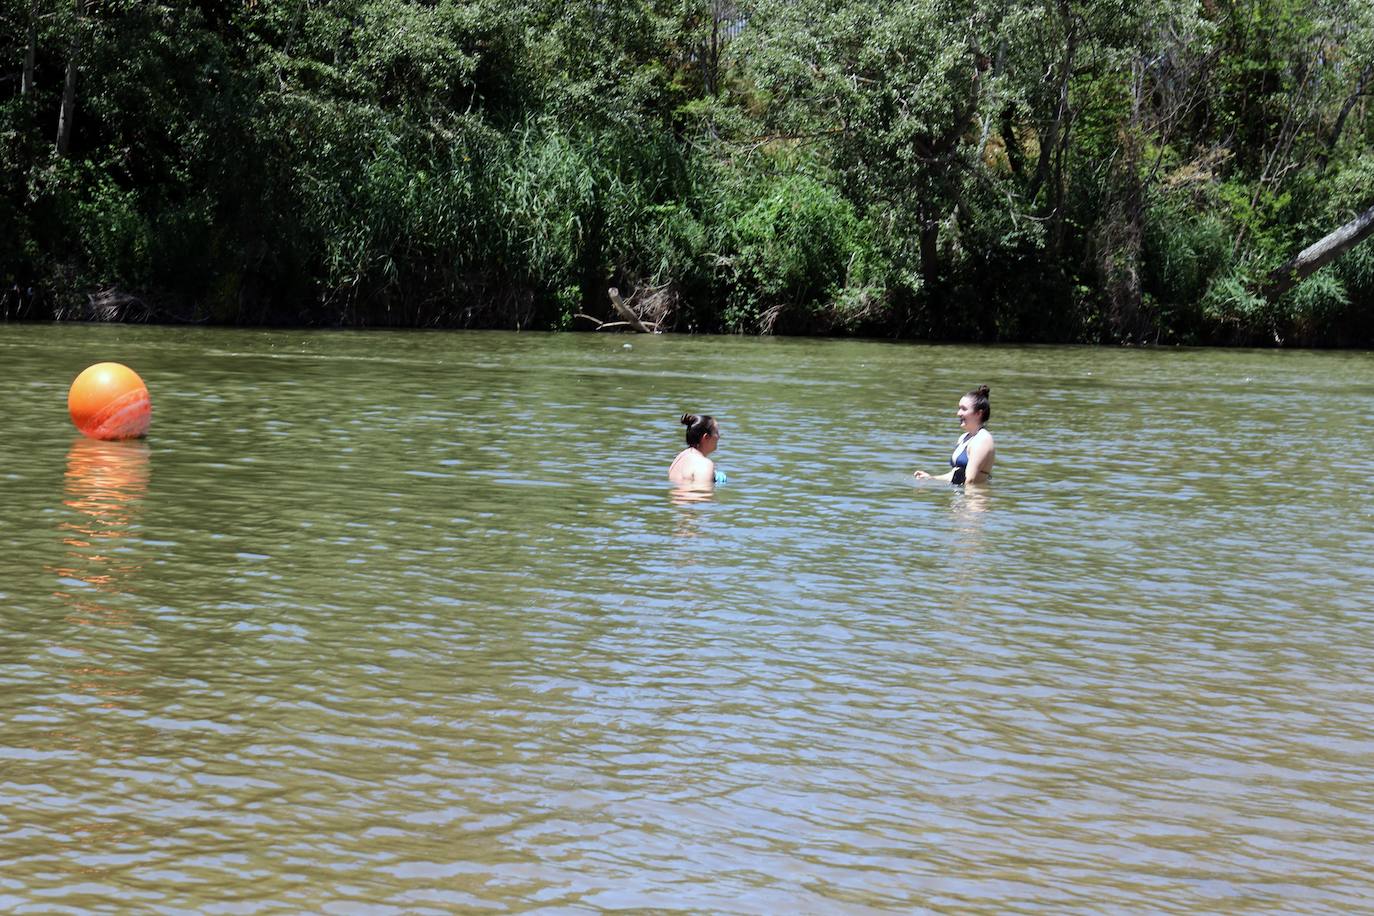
[1263,202,1374,299]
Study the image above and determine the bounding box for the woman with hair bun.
[914,385,995,485]
[669,413,724,485]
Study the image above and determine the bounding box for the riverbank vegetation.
[2,0,1371,344]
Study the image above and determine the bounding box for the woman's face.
[956,396,982,432]
[699,425,720,456]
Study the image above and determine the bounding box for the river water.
[2,324,1371,912]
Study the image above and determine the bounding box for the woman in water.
[914,385,995,485]
[669,413,722,485]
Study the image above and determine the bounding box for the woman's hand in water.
[913,469,931,479]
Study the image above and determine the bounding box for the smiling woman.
[914,384,995,485]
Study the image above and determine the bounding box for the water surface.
[2,325,1372,912]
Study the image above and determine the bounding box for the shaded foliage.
[0,0,1370,342]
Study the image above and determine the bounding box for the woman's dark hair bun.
[680,412,716,446]
[965,385,992,422]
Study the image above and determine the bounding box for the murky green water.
[2,324,1372,912]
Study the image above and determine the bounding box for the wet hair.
[681,413,719,447]
[964,385,991,423]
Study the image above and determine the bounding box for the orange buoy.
[68,362,151,440]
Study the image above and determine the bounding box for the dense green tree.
[0,0,1369,341]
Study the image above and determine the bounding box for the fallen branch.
[1263,201,1374,300]
[574,313,659,332]
[608,287,658,333]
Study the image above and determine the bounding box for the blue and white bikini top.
[950,429,987,485]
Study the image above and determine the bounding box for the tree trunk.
[1028,3,1075,206]
[1000,103,1024,178]
[1316,63,1373,174]
[917,200,940,293]
[56,0,82,156]
[702,0,726,97]
[22,0,39,96]
[1100,59,1152,341]
[1101,174,1146,340]
[1264,203,1374,300]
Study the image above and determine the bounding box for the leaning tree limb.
[607,287,658,333]
[1264,202,1374,300]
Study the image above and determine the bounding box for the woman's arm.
[913,468,955,481]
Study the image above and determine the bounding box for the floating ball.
[68,362,151,440]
